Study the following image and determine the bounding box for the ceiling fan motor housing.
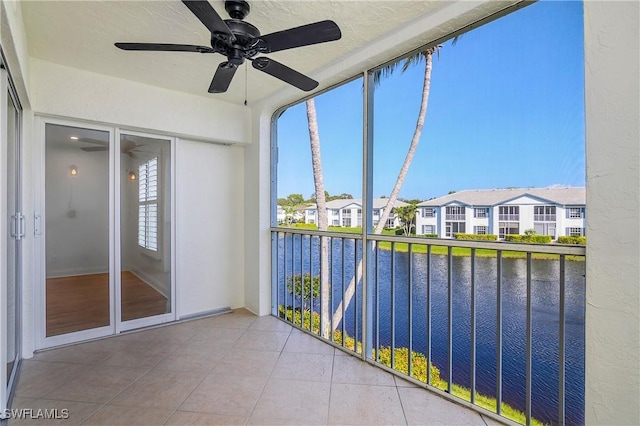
[211,19,261,65]
[224,0,250,20]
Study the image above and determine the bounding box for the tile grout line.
[160,320,253,425]
[242,324,294,425]
[394,377,410,426]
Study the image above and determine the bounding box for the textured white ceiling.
[22,1,443,105]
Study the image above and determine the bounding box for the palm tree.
[304,42,445,336]
[331,45,440,331]
[306,98,331,338]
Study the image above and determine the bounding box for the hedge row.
[453,233,498,241]
[422,234,438,238]
[557,235,586,245]
[504,234,552,243]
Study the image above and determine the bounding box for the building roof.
[305,198,409,210]
[417,187,586,207]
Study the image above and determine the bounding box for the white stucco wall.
[584,2,640,424]
[176,139,245,317]
[29,58,251,145]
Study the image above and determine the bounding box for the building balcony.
[499,214,520,221]
[534,214,556,221]
[9,310,490,425]
[445,214,466,221]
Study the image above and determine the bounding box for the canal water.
[276,235,585,425]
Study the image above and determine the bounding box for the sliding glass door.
[118,132,173,330]
[38,122,175,348]
[44,123,112,340]
[1,65,22,416]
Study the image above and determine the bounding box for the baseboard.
[179,307,232,321]
[126,267,170,299]
[46,268,108,279]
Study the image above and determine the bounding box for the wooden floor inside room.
[46,271,168,336]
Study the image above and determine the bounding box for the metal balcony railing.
[499,214,520,221]
[446,214,466,221]
[271,227,585,426]
[534,214,557,221]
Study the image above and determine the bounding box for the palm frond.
[370,35,460,87]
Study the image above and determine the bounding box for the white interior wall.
[583,2,640,424]
[44,144,109,277]
[29,58,251,145]
[176,139,245,317]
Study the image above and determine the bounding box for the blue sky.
[276,0,585,201]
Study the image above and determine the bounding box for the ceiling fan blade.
[209,62,238,93]
[115,43,213,53]
[81,146,108,152]
[251,57,318,92]
[258,20,341,53]
[182,0,235,42]
[121,139,138,152]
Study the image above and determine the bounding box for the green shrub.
[422,234,438,238]
[454,233,498,241]
[504,234,552,243]
[558,235,586,245]
[374,346,442,386]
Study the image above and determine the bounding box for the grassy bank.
[279,307,545,426]
[281,224,584,261]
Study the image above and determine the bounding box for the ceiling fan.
[115,0,342,94]
[78,137,147,157]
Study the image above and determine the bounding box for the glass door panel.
[45,124,111,337]
[120,134,171,323]
[6,88,19,385]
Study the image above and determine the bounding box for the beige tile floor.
[9,310,504,425]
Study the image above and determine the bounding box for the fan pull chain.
[244,64,248,106]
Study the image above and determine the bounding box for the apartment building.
[303,198,408,228]
[416,187,586,239]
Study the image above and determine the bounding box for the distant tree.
[326,192,354,201]
[448,190,457,194]
[400,198,423,205]
[286,273,320,312]
[287,193,305,206]
[395,203,419,236]
[282,204,297,225]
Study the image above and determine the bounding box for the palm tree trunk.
[331,51,434,331]
[306,98,331,338]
